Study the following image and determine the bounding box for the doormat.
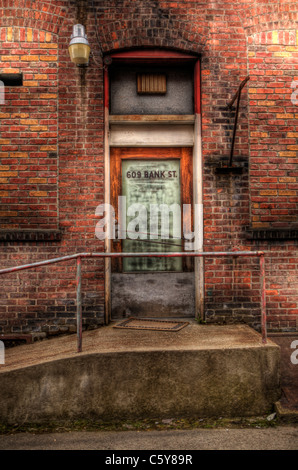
[113,317,189,332]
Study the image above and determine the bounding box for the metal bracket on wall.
[216,75,250,174]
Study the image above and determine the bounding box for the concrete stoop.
[275,402,298,423]
[0,323,281,424]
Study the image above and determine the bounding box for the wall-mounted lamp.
[68,24,90,66]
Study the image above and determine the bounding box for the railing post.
[260,253,267,344]
[76,256,82,353]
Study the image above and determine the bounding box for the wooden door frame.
[110,147,193,273]
[103,49,203,325]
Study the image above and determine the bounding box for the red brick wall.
[0,26,58,230]
[245,25,298,331]
[248,30,298,229]
[0,0,297,335]
[0,1,105,335]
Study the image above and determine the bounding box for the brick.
[0,211,18,217]
[28,178,47,184]
[40,145,57,151]
[0,171,17,177]
[40,44,58,49]
[39,55,58,61]
[20,119,39,125]
[10,153,29,158]
[279,152,296,157]
[273,51,292,57]
[34,74,48,80]
[7,27,13,41]
[21,55,39,61]
[279,177,296,182]
[23,81,38,87]
[279,190,296,196]
[1,55,19,61]
[276,113,294,119]
[30,126,48,131]
[27,28,33,42]
[29,191,48,197]
[39,94,57,99]
[259,190,278,196]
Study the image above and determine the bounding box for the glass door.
[122,159,182,272]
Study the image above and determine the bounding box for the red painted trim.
[194,60,201,115]
[109,50,198,60]
[104,66,109,110]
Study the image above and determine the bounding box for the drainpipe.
[104,65,111,325]
[193,59,204,321]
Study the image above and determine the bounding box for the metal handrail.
[0,251,267,352]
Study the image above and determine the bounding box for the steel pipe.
[76,256,82,353]
[260,253,267,344]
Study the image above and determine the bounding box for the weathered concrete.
[0,323,280,424]
[112,273,195,318]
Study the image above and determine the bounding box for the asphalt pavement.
[0,426,297,450]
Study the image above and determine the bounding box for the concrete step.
[275,401,298,423]
[0,322,281,424]
[0,333,46,346]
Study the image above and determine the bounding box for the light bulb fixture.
[68,24,91,66]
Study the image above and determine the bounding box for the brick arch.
[0,26,56,44]
[239,2,298,37]
[0,0,68,33]
[91,1,210,55]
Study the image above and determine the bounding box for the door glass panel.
[122,159,182,272]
